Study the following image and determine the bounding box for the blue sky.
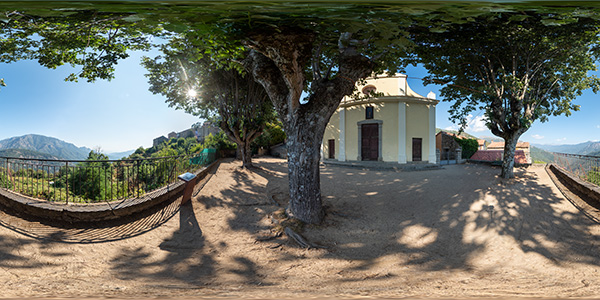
[0,52,598,153]
[404,64,600,145]
[0,51,200,153]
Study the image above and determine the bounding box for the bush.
[587,167,600,186]
[152,147,178,158]
[68,152,112,201]
[0,169,11,189]
[252,121,286,152]
[190,143,204,154]
[454,137,479,159]
[204,132,236,151]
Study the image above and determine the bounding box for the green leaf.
[429,27,447,33]
[509,14,529,22]
[163,23,189,33]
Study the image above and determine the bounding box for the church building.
[322,74,439,164]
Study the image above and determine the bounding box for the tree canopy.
[414,12,600,178]
[0,8,154,84]
[142,37,275,167]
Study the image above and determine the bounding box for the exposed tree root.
[255,231,282,242]
[284,227,328,249]
[269,195,280,206]
[267,208,328,250]
[284,227,310,248]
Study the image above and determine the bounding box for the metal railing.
[553,152,600,187]
[0,151,216,203]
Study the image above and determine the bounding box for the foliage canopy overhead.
[4,1,600,85]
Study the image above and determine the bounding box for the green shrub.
[454,137,479,159]
[252,121,286,152]
[190,143,205,154]
[152,147,178,158]
[67,151,112,201]
[587,167,600,186]
[204,132,236,151]
[0,169,11,189]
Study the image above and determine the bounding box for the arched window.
[362,85,377,96]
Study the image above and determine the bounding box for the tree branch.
[243,50,290,121]
[312,42,322,81]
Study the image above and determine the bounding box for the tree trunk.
[285,110,329,224]
[240,141,253,168]
[243,29,375,224]
[500,131,524,179]
[229,138,256,168]
[220,120,264,169]
[235,147,242,160]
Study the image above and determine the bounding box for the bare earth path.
[0,157,599,298]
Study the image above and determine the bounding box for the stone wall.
[0,160,220,223]
[437,133,461,160]
[547,164,600,205]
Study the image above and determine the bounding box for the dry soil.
[0,157,599,299]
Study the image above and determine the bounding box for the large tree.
[236,23,410,223]
[142,36,273,168]
[414,12,600,178]
[0,3,412,224]
[144,3,417,223]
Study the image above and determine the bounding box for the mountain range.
[1,132,597,162]
[0,148,62,160]
[0,134,92,160]
[436,128,598,162]
[533,141,600,156]
[530,146,555,163]
[106,150,136,160]
[0,134,136,160]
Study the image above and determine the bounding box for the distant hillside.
[478,136,504,144]
[0,134,92,160]
[0,148,61,160]
[530,146,554,163]
[588,150,600,157]
[107,150,135,160]
[534,141,600,156]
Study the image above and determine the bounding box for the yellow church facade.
[322,74,439,164]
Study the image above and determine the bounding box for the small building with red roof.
[470,141,531,164]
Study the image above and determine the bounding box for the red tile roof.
[471,150,503,161]
[470,150,528,164]
[487,141,530,150]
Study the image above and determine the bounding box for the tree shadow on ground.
[0,159,272,290]
[0,161,218,244]
[5,157,597,292]
[0,198,182,244]
[108,159,275,288]
[311,163,600,277]
[109,199,219,287]
[196,161,287,235]
[0,234,65,271]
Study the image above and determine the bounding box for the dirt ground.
[0,157,599,299]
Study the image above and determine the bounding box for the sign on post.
[178,172,197,204]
